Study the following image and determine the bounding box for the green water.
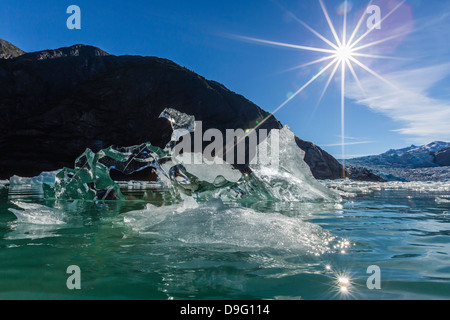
[0,182,449,300]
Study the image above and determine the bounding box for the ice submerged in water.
[42,108,339,203]
[123,197,337,255]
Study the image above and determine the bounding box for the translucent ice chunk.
[9,171,59,187]
[123,197,336,255]
[159,108,195,147]
[9,201,66,225]
[249,126,341,202]
[175,153,242,184]
[50,148,124,201]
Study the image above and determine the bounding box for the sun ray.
[221,57,340,158]
[340,60,346,177]
[342,1,348,46]
[347,0,374,46]
[235,35,337,54]
[271,0,339,50]
[258,57,339,126]
[352,52,410,61]
[281,54,337,73]
[350,0,407,49]
[239,57,340,145]
[319,0,342,47]
[349,56,399,90]
[309,59,341,121]
[352,31,411,52]
[316,59,341,108]
[346,59,366,96]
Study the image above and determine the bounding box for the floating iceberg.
[0,180,9,188]
[8,201,66,225]
[248,126,340,202]
[9,171,58,188]
[325,179,450,197]
[122,197,336,255]
[435,197,450,204]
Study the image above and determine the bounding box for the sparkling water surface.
[0,181,449,300]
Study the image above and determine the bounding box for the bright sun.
[336,45,353,62]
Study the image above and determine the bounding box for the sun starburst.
[234,0,406,177]
[336,45,353,63]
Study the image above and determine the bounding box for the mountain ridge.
[346,141,450,169]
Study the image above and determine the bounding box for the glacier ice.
[435,197,450,204]
[27,108,341,203]
[9,171,58,188]
[325,179,450,197]
[122,197,337,255]
[249,126,340,202]
[8,201,66,225]
[159,108,196,150]
[0,180,9,188]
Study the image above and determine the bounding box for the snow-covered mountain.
[346,141,450,169]
[384,141,450,155]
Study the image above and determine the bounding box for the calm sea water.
[0,181,449,300]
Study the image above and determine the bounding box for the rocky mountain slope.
[0,39,351,180]
[434,147,450,167]
[0,39,25,59]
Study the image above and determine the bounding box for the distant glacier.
[344,141,450,182]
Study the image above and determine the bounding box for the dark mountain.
[0,40,352,180]
[346,166,387,182]
[295,138,347,180]
[434,147,450,167]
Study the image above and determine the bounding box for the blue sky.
[1,0,450,158]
